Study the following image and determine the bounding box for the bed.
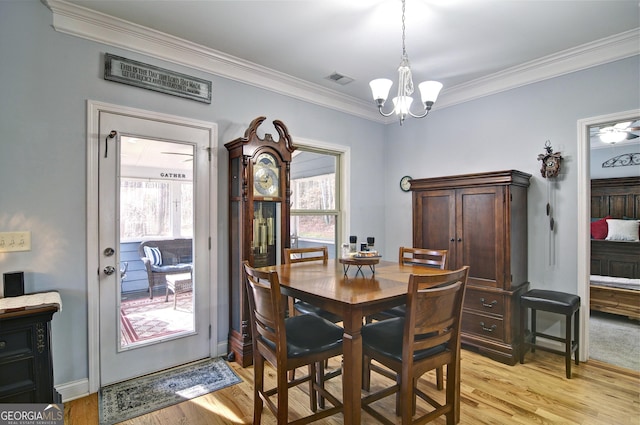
[590,177,640,320]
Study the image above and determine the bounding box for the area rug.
[99,357,242,425]
[121,292,193,345]
[590,311,640,371]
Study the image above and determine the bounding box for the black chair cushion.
[260,314,343,358]
[294,300,342,323]
[521,289,580,315]
[362,317,446,363]
[368,304,406,321]
[385,305,406,317]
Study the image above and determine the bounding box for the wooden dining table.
[259,259,453,425]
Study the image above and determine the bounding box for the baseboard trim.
[56,378,91,403]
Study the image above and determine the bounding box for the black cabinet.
[0,304,60,403]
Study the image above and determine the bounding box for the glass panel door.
[119,137,195,349]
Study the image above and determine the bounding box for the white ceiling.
[53,0,640,155]
[61,0,640,106]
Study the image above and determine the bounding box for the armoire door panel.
[414,190,456,259]
[457,188,505,288]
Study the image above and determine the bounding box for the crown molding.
[43,0,639,124]
[42,0,376,121]
[436,28,640,110]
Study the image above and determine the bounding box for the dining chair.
[243,261,344,424]
[361,266,469,425]
[399,246,448,269]
[366,247,449,389]
[284,246,341,323]
[369,247,448,320]
[376,247,448,319]
[284,246,342,406]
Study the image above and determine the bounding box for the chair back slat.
[243,261,287,353]
[284,246,329,264]
[404,267,468,358]
[399,246,448,269]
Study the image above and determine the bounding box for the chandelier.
[369,0,443,125]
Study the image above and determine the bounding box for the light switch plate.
[0,231,31,252]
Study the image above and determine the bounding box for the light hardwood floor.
[64,349,640,425]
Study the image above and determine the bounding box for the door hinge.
[209,324,212,339]
[208,236,212,250]
[207,147,212,162]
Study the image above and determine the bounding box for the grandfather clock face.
[253,152,280,197]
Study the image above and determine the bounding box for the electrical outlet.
[0,231,31,252]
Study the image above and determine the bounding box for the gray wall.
[383,58,640,295]
[0,1,385,388]
[0,0,638,393]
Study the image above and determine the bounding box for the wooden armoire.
[410,170,531,365]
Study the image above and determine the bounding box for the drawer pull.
[479,322,497,333]
[0,341,5,349]
[480,298,498,308]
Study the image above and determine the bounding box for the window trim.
[290,137,350,255]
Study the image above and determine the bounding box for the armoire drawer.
[462,311,504,341]
[464,287,506,316]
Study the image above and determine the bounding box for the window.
[290,148,340,257]
[120,179,193,241]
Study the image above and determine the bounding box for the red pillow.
[590,216,611,239]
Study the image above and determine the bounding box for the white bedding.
[590,275,640,291]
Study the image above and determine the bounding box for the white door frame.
[576,108,640,362]
[86,100,219,393]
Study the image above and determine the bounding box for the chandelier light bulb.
[418,81,443,107]
[369,78,393,104]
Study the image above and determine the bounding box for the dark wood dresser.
[0,303,61,403]
[411,170,531,365]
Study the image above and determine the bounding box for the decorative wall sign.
[602,152,640,168]
[104,54,212,104]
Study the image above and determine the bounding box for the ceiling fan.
[594,121,640,144]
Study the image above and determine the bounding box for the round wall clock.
[400,175,412,192]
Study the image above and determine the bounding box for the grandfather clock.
[225,116,295,366]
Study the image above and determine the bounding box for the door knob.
[103,266,116,275]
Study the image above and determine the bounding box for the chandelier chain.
[369,0,443,124]
[401,0,407,57]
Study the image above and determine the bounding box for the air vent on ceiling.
[325,72,354,86]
